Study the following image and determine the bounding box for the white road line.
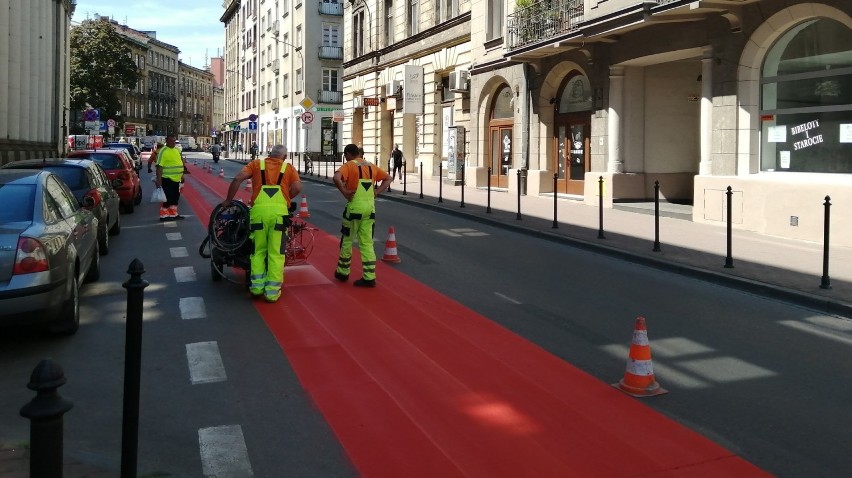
[198,425,254,478]
[166,232,182,241]
[174,266,196,282]
[179,297,207,320]
[494,292,522,304]
[186,341,228,384]
[170,246,189,258]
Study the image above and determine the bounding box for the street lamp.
[270,38,305,93]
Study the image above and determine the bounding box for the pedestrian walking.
[154,135,187,220]
[333,143,392,287]
[391,143,404,181]
[147,142,161,173]
[221,144,302,302]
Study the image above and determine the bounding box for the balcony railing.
[317,90,343,104]
[507,0,584,51]
[318,46,344,60]
[318,1,343,15]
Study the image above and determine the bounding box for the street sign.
[301,111,314,124]
[248,121,257,131]
[107,119,116,127]
[83,109,99,122]
[299,97,315,110]
[248,114,258,121]
[125,125,135,135]
[332,110,345,122]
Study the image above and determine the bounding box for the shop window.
[760,18,852,173]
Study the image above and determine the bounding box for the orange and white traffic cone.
[245,178,252,191]
[381,226,401,263]
[613,317,667,397]
[298,194,310,218]
[219,168,225,179]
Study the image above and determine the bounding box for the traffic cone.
[298,194,310,218]
[208,163,213,173]
[381,226,401,263]
[613,317,667,397]
[245,178,252,191]
[219,168,225,179]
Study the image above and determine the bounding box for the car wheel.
[85,242,101,282]
[49,274,79,335]
[109,212,121,236]
[99,223,110,255]
[125,199,135,214]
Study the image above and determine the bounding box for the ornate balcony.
[507,0,584,51]
[317,90,343,104]
[318,46,344,60]
[318,1,343,15]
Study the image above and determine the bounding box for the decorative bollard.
[20,358,74,478]
[460,163,465,208]
[725,186,734,268]
[598,176,605,239]
[820,195,832,289]
[487,167,492,214]
[419,162,424,199]
[438,167,443,203]
[402,160,407,196]
[121,259,149,478]
[653,180,661,252]
[516,169,522,220]
[552,173,558,229]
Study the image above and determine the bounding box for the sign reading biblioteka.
[403,65,423,115]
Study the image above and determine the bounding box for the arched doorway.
[552,73,592,195]
[488,84,514,188]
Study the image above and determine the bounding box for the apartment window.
[437,0,457,23]
[296,69,303,92]
[267,81,272,101]
[384,0,393,47]
[283,33,290,56]
[322,68,339,91]
[296,25,302,49]
[322,24,340,46]
[261,85,266,102]
[487,0,504,40]
[283,74,289,97]
[407,0,418,36]
[353,10,365,57]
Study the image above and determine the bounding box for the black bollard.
[121,259,149,478]
[724,186,734,268]
[460,163,465,208]
[653,180,661,252]
[487,167,492,213]
[552,173,558,229]
[438,166,443,203]
[20,359,74,478]
[419,162,424,199]
[516,169,522,220]
[402,160,407,196]
[820,195,832,289]
[597,176,605,239]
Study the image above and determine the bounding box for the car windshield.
[0,184,35,222]
[43,167,87,189]
[75,153,121,169]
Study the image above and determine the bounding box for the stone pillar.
[699,49,714,175]
[606,66,624,173]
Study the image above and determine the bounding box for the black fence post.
[20,359,74,478]
[402,160,407,196]
[820,195,832,289]
[121,259,149,478]
[460,163,465,208]
[597,176,605,239]
[486,167,492,213]
[438,167,443,203]
[724,186,734,268]
[653,180,661,252]
[552,173,558,229]
[419,162,424,199]
[516,169,522,220]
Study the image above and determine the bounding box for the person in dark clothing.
[391,144,404,181]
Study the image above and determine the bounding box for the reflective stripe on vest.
[157,146,183,181]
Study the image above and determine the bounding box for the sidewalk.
[301,162,852,318]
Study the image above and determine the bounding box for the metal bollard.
[653,180,661,252]
[121,259,149,478]
[402,160,407,196]
[724,186,734,268]
[20,358,74,478]
[438,167,443,203]
[820,195,832,289]
[552,173,558,229]
[516,169,522,220]
[597,176,605,239]
[460,163,465,208]
[419,162,424,199]
[487,167,492,213]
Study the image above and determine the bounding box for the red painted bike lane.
[182,165,770,477]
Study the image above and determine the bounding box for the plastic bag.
[150,187,166,203]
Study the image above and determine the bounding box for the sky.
[71,0,225,70]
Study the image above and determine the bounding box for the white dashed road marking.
[494,292,522,304]
[179,297,207,320]
[198,425,254,478]
[174,266,196,282]
[186,341,227,384]
[170,246,189,258]
[166,232,182,241]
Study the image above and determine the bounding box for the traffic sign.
[248,121,258,131]
[299,97,315,110]
[83,109,99,121]
[300,112,314,124]
[107,119,116,127]
[248,114,258,121]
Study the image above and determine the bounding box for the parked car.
[104,142,142,171]
[67,149,142,213]
[1,159,121,254]
[0,170,100,335]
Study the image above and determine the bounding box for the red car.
[67,149,142,213]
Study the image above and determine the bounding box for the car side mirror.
[112,178,123,188]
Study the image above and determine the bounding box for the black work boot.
[353,278,376,288]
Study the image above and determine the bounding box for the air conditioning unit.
[449,69,469,93]
[272,20,279,36]
[384,80,402,97]
[272,59,280,73]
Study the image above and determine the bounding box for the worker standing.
[333,143,392,287]
[155,135,186,220]
[221,144,302,302]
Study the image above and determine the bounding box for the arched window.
[491,85,513,119]
[760,18,852,173]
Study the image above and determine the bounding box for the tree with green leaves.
[70,19,140,122]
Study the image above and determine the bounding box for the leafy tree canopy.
[70,19,140,120]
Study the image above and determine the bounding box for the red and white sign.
[300,111,314,124]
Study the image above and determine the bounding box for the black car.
[0,170,100,335]
[1,159,121,254]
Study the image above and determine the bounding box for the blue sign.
[83,109,100,121]
[248,121,257,131]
